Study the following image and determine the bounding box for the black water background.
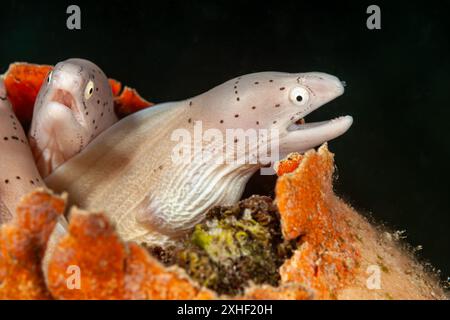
[1,0,449,279]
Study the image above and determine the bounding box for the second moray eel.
[29,58,118,178]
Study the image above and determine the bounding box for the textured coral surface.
[47,209,216,300]
[3,63,52,126]
[108,78,154,118]
[0,145,446,299]
[0,190,65,299]
[172,195,297,295]
[276,145,360,299]
[276,145,446,300]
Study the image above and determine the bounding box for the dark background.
[1,0,449,279]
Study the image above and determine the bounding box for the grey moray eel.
[45,71,353,247]
[29,58,118,178]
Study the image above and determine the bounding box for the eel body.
[46,72,353,247]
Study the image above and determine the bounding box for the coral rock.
[172,195,297,296]
[0,145,446,299]
[239,283,312,300]
[276,144,360,299]
[0,189,65,299]
[47,209,216,300]
[3,63,53,126]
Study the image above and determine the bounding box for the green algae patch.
[172,195,297,295]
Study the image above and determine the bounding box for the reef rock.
[0,145,446,299]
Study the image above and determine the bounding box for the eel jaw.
[31,97,85,177]
[50,89,85,126]
[278,115,353,155]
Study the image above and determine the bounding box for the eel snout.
[280,75,352,154]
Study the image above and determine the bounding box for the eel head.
[193,71,352,162]
[29,58,117,177]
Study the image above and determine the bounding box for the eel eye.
[84,80,95,100]
[289,86,309,106]
[47,71,53,83]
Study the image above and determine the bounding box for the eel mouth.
[286,115,353,133]
[50,89,84,125]
[279,108,353,154]
[285,91,352,135]
[51,89,78,112]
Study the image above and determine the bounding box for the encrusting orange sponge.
[0,190,66,299]
[276,144,360,299]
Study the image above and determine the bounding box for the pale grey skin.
[0,78,45,223]
[29,58,118,178]
[46,72,353,247]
